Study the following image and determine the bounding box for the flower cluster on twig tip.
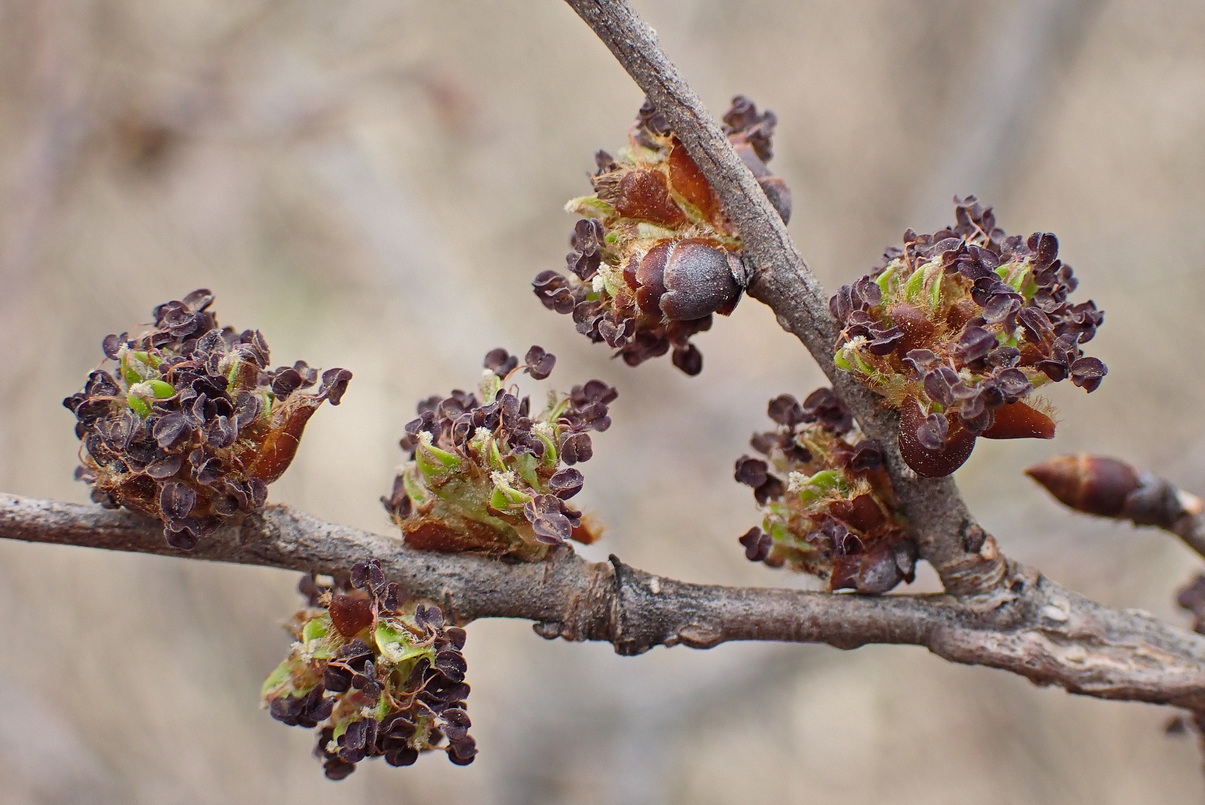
[735,388,916,594]
[533,96,790,375]
[381,346,615,560]
[262,560,474,779]
[830,197,1106,477]
[63,289,351,549]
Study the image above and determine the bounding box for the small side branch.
[4,493,1205,708]
[562,0,1002,596]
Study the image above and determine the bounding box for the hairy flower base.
[830,197,1105,476]
[534,97,789,375]
[736,388,916,594]
[63,289,351,548]
[263,560,475,779]
[383,347,614,560]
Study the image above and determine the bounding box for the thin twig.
[4,493,1205,708]
[562,0,1006,597]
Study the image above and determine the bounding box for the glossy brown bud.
[1025,454,1140,518]
[898,396,976,477]
[634,239,744,321]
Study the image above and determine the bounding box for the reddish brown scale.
[828,558,859,593]
[635,239,743,321]
[898,396,977,477]
[570,520,602,545]
[827,440,854,468]
[1017,342,1046,367]
[945,298,977,332]
[247,398,323,483]
[403,517,512,555]
[329,593,374,638]
[828,494,888,534]
[889,303,938,354]
[248,432,300,484]
[980,401,1056,440]
[622,260,639,295]
[227,359,261,391]
[613,169,686,228]
[1025,454,1140,518]
[667,139,722,223]
[112,473,165,519]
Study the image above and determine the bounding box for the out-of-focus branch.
[5,493,1205,708]
[562,0,1007,597]
[1176,508,1205,563]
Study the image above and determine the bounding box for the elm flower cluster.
[262,560,474,779]
[382,347,615,560]
[63,289,351,548]
[533,96,789,375]
[735,388,916,594]
[829,197,1106,476]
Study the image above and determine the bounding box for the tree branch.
[563,0,1005,597]
[5,492,1205,708]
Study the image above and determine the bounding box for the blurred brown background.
[2,0,1204,802]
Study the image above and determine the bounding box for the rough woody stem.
[563,0,1004,596]
[4,493,1205,708]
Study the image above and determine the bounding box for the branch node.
[942,531,1010,599]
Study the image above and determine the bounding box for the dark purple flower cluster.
[382,347,615,560]
[829,197,1106,476]
[63,289,351,548]
[263,560,474,780]
[534,97,789,376]
[735,389,916,594]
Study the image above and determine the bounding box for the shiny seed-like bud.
[898,396,977,477]
[634,239,743,321]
